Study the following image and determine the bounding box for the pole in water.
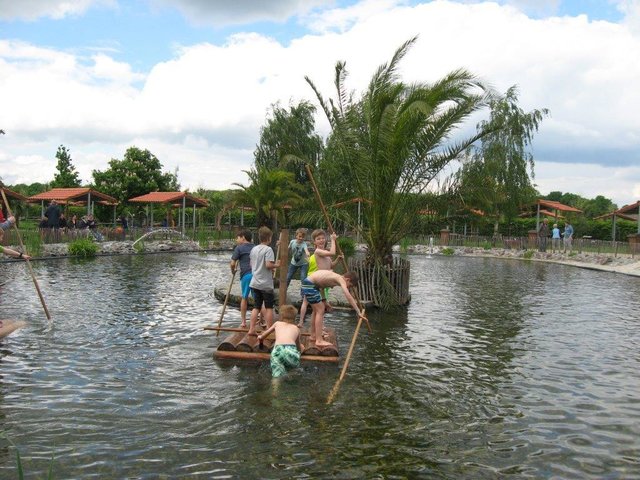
[1,188,51,321]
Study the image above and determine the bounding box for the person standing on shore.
[44,200,61,229]
[552,223,561,252]
[538,218,549,252]
[563,221,574,253]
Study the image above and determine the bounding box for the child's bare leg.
[265,307,274,328]
[239,298,248,328]
[247,308,259,335]
[308,303,319,342]
[298,297,308,327]
[313,303,331,347]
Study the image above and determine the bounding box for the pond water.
[0,253,639,479]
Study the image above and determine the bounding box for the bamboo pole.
[326,314,365,404]
[1,188,51,321]
[215,270,236,337]
[214,350,339,363]
[204,326,313,336]
[278,229,288,308]
[304,164,372,404]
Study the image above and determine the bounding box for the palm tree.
[233,168,304,230]
[306,37,493,264]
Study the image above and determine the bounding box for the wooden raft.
[214,326,340,363]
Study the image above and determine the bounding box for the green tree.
[233,168,304,230]
[306,37,491,263]
[10,182,49,197]
[195,189,236,230]
[254,101,324,184]
[455,86,548,234]
[50,145,81,188]
[541,192,616,218]
[92,147,179,207]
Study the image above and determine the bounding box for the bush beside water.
[68,238,98,258]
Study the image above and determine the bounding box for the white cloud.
[1,1,640,207]
[155,0,332,26]
[615,0,640,32]
[535,161,640,208]
[0,0,114,21]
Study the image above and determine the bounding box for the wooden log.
[254,337,274,353]
[278,229,288,307]
[320,328,339,357]
[205,326,314,337]
[217,332,246,351]
[214,350,339,363]
[300,326,338,357]
[236,333,261,352]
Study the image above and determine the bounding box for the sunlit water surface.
[0,253,639,478]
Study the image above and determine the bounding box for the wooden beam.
[214,350,339,363]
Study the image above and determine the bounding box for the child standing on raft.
[286,228,310,288]
[230,229,255,328]
[301,270,363,348]
[298,229,342,327]
[247,226,280,336]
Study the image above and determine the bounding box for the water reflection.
[0,253,638,478]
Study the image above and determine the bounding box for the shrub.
[68,238,98,258]
[441,247,455,256]
[523,250,534,259]
[133,240,145,253]
[338,236,356,259]
[480,241,492,250]
[23,231,43,258]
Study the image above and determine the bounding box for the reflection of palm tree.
[233,168,304,230]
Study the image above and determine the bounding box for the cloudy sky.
[1,0,639,207]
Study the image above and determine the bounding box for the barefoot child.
[247,226,280,336]
[301,270,363,348]
[230,229,254,327]
[257,304,304,378]
[298,229,343,327]
[286,228,310,288]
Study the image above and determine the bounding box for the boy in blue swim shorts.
[300,270,364,348]
[230,229,254,327]
[257,305,304,378]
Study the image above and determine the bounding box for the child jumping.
[257,304,304,378]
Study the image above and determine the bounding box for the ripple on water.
[0,253,639,478]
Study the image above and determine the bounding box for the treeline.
[403,216,636,241]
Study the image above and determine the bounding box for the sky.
[1,0,639,208]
